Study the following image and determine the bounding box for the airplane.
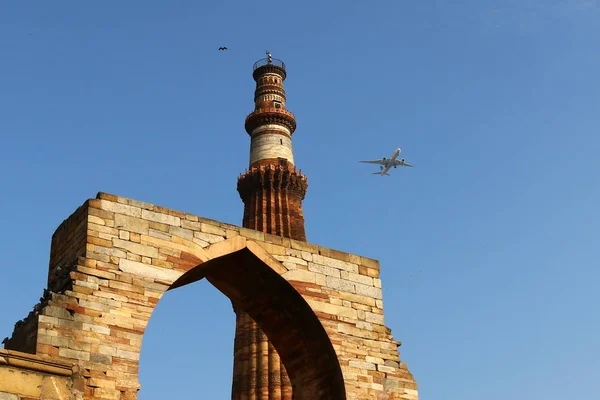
[359,147,413,176]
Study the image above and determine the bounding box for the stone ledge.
[0,349,73,376]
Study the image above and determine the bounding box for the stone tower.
[233,54,307,398]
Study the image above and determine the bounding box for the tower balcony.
[253,58,287,80]
[253,58,286,71]
[245,107,297,135]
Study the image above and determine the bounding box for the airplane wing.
[393,160,413,167]
[359,159,387,165]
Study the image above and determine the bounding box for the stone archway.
[35,228,346,399]
[4,193,418,400]
[150,239,347,399]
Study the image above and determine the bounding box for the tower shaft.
[232,56,307,399]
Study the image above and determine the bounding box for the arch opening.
[139,279,235,398]
[147,246,347,399]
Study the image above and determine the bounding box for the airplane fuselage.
[380,148,401,175]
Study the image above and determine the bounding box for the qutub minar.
[233,52,307,398]
[0,53,419,400]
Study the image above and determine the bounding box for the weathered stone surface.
[2,192,418,400]
[118,259,181,282]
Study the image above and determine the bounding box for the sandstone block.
[193,231,225,244]
[94,246,127,259]
[308,262,341,278]
[81,323,111,335]
[366,356,384,364]
[343,272,374,286]
[141,209,180,226]
[255,241,286,255]
[200,222,227,236]
[148,229,171,241]
[88,376,116,389]
[148,221,169,232]
[89,215,106,226]
[112,238,158,258]
[315,273,326,286]
[282,269,316,284]
[239,227,264,241]
[191,237,210,248]
[306,299,357,319]
[273,255,307,266]
[348,360,376,371]
[97,200,141,218]
[354,283,383,299]
[325,276,355,292]
[337,324,379,340]
[116,349,139,361]
[59,348,90,361]
[289,239,319,253]
[92,387,121,399]
[377,365,396,373]
[365,312,385,325]
[312,254,359,273]
[79,299,114,312]
[181,219,202,230]
[109,280,144,294]
[225,229,239,238]
[356,321,373,331]
[118,259,181,283]
[339,292,377,307]
[89,204,114,219]
[168,225,194,240]
[353,303,371,312]
[78,265,116,280]
[43,305,76,320]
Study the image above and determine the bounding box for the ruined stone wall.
[4,202,90,355]
[3,192,418,399]
[48,201,90,287]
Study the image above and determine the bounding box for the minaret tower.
[232,53,308,399]
[237,52,308,242]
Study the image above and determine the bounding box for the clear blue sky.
[1,1,599,399]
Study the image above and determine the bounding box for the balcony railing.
[253,58,286,71]
[245,107,296,121]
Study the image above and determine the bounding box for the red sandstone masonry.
[4,192,418,400]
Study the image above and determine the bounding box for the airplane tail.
[372,172,391,176]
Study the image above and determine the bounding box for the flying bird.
[219,46,228,51]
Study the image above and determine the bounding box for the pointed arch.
[158,236,346,399]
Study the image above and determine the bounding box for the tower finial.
[266,50,272,64]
